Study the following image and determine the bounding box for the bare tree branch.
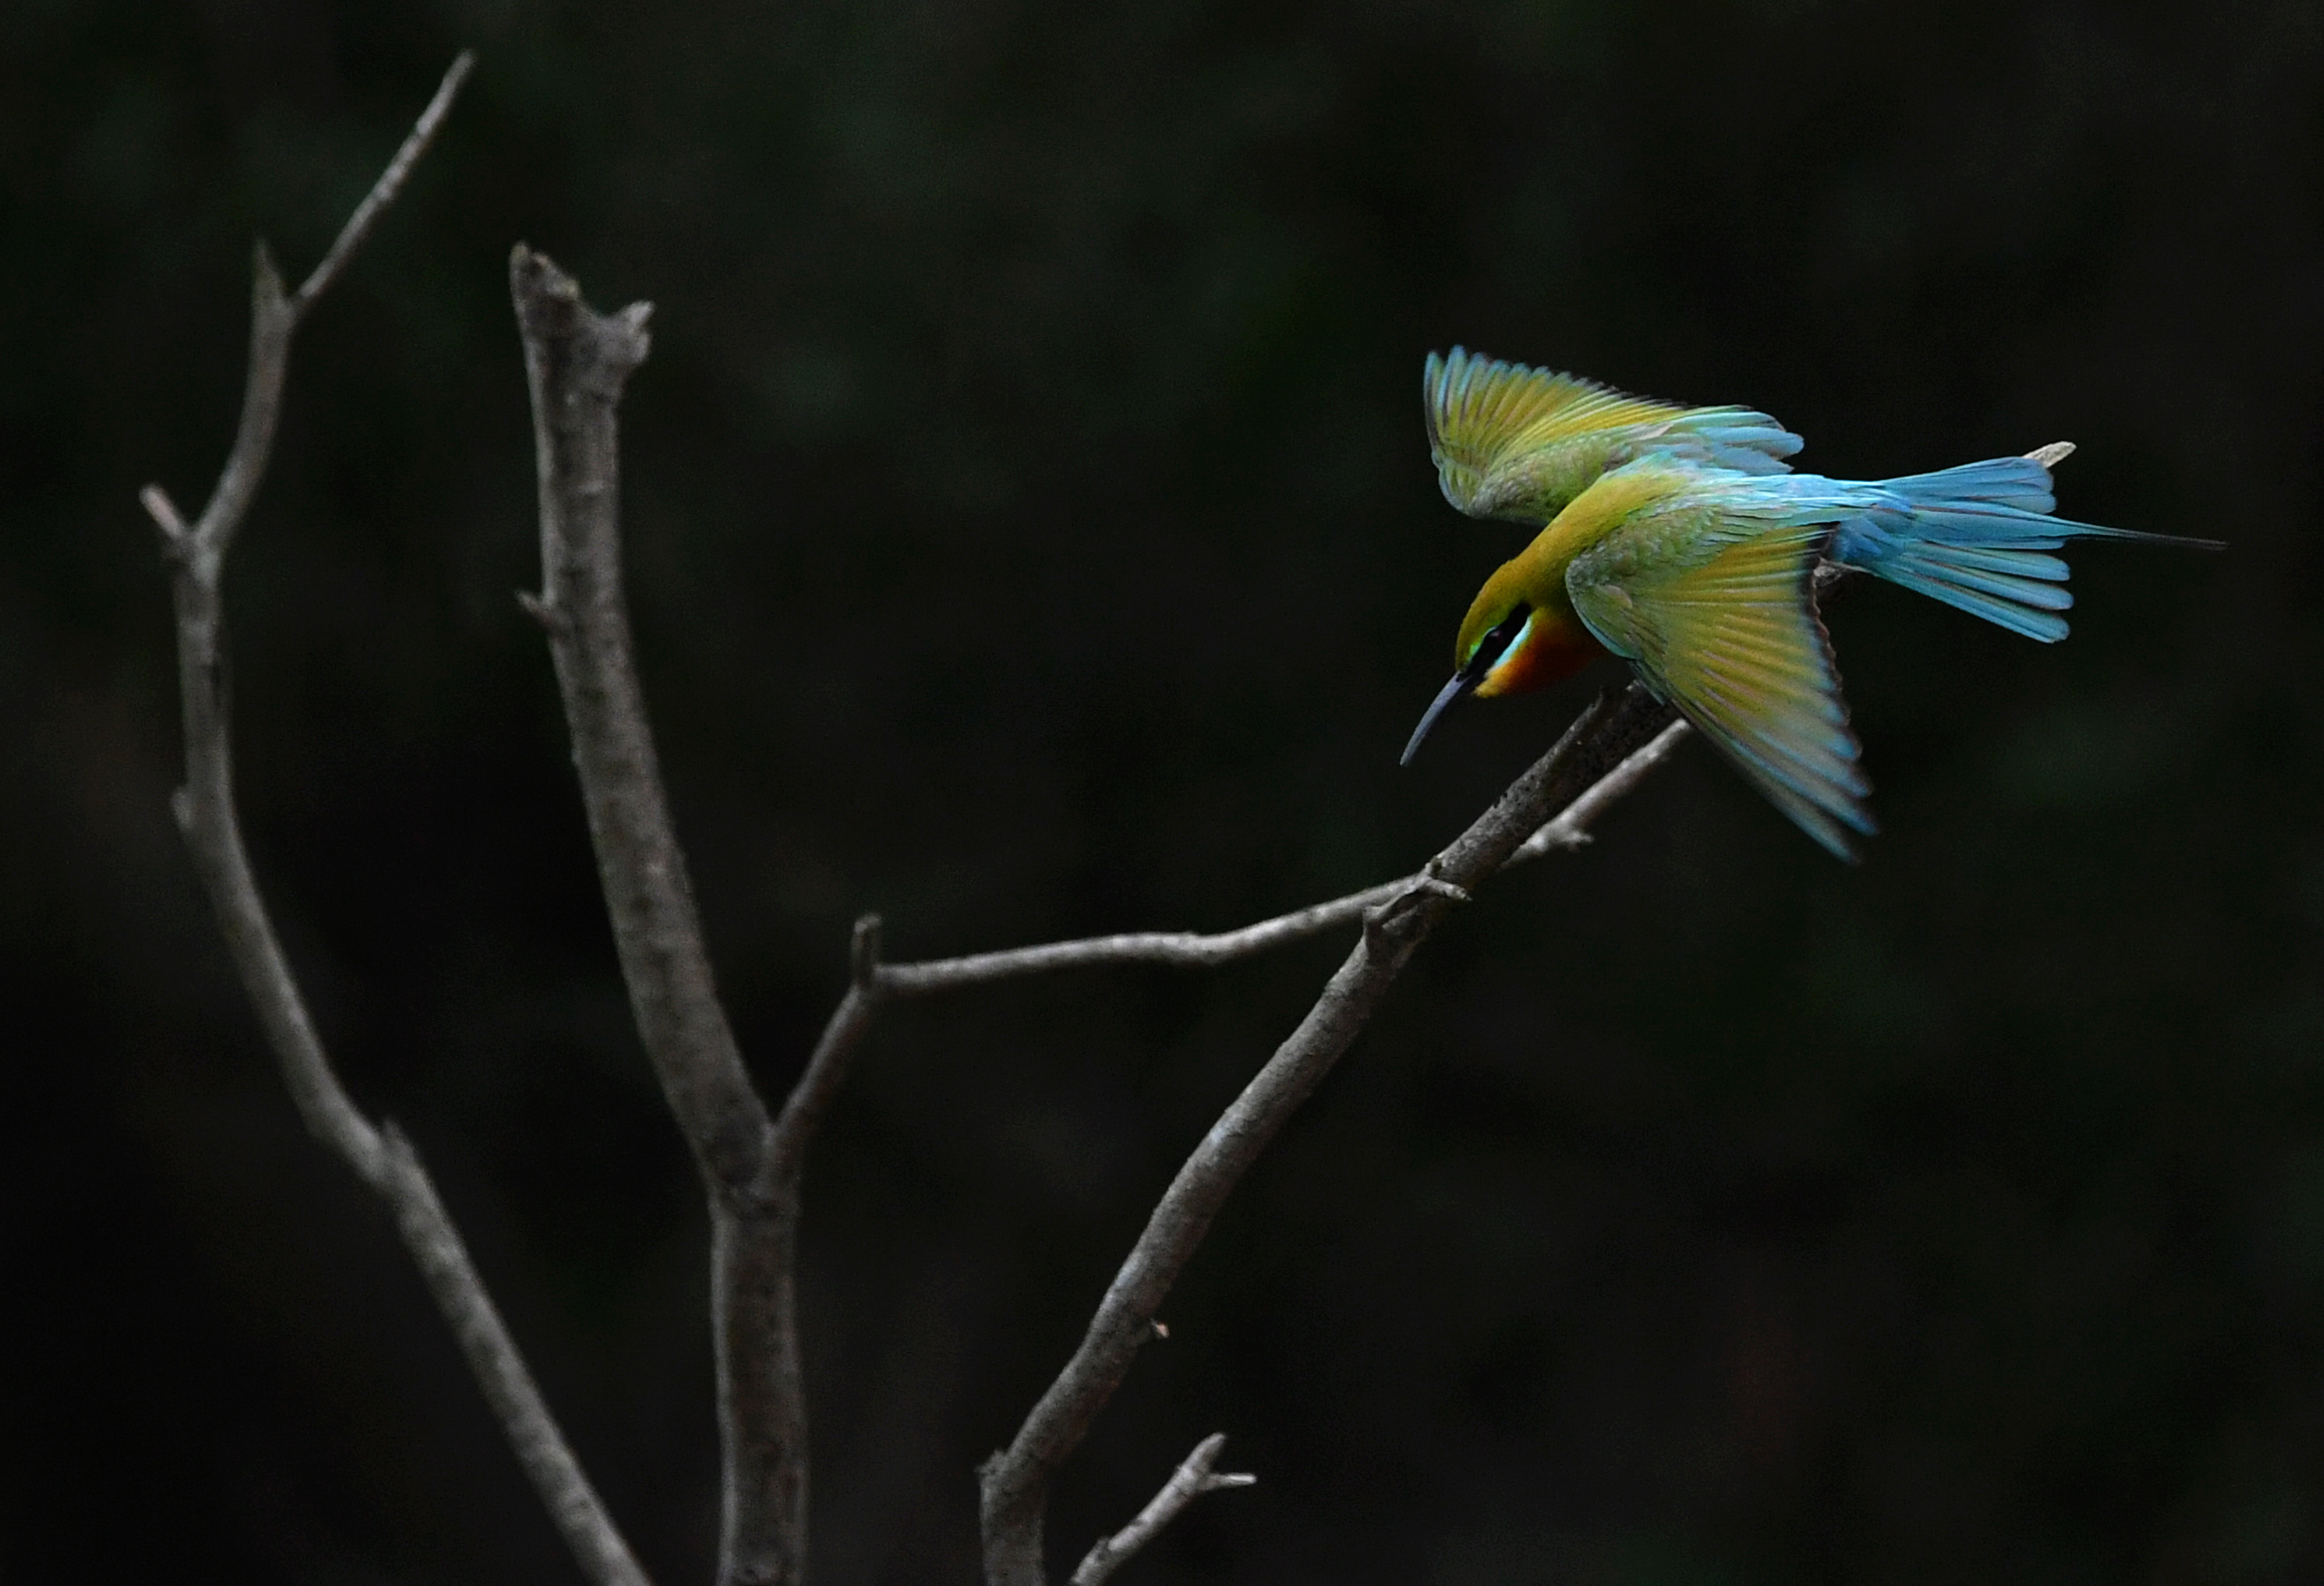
[375,1127,655,1586]
[976,684,1680,1586]
[1069,1434,1255,1586]
[737,693,1686,1586]
[876,879,1415,990]
[148,248,289,574]
[875,720,1690,995]
[133,46,1769,1586]
[511,246,812,1586]
[141,56,650,1586]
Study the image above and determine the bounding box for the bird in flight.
[1403,347,2216,858]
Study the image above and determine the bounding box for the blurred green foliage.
[4,0,2320,1582]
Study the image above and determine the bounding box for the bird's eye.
[1464,604,1532,678]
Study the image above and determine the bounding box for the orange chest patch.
[1480,611,1605,697]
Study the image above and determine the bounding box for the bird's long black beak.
[1400,671,1477,766]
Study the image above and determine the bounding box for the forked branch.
[513,246,847,1586]
[791,724,1689,1150]
[731,702,1690,1586]
[1070,1434,1255,1586]
[140,54,651,1586]
[975,685,1681,1584]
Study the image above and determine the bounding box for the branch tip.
[253,239,286,300]
[2026,440,2076,467]
[515,589,565,632]
[509,241,560,286]
[293,49,477,314]
[141,484,191,549]
[508,248,654,383]
[850,913,884,988]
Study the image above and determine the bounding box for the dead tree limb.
[140,54,653,1586]
[512,246,833,1586]
[975,684,1681,1585]
[147,60,1710,1583]
[752,704,1691,1585]
[497,243,1699,1586]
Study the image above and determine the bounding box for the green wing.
[1565,500,1873,859]
[1424,347,1803,525]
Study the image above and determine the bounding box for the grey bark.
[144,56,1711,1586]
[511,246,833,1586]
[143,54,654,1586]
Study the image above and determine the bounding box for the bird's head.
[1399,561,1544,765]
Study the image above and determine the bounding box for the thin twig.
[1069,1434,1255,1586]
[150,245,289,573]
[292,51,477,316]
[142,56,651,1586]
[976,685,1679,1586]
[875,720,1688,995]
[510,246,808,1586]
[874,880,1413,991]
[1508,717,1691,863]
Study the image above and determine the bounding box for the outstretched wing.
[1425,347,1802,524]
[1565,490,1871,858]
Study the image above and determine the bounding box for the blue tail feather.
[1821,456,2214,641]
[1886,554,2074,612]
[1915,544,2072,582]
[1880,570,2074,641]
[1868,553,2076,642]
[1876,457,2057,515]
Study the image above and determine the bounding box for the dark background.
[5,0,2317,1581]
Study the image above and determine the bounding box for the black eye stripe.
[1464,604,1531,678]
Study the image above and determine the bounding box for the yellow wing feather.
[1425,348,1803,523]
[1565,509,1873,858]
[1426,350,1694,522]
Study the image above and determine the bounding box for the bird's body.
[1406,350,2217,858]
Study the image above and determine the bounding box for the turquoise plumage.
[1823,456,2193,642]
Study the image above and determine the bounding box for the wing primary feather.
[1565,501,1873,856]
[1424,348,1802,522]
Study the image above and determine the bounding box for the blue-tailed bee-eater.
[1403,348,2217,858]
